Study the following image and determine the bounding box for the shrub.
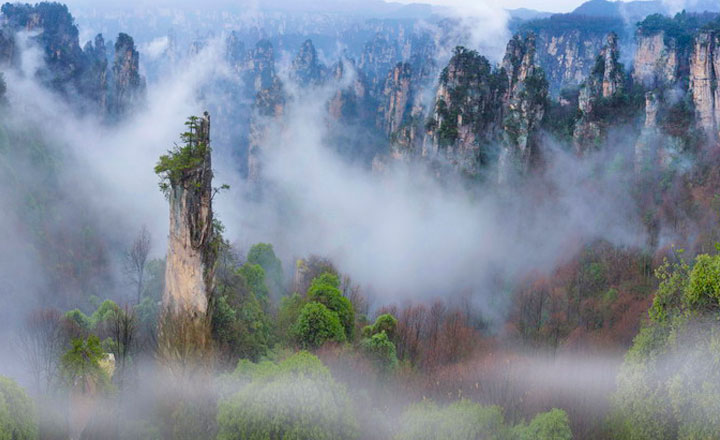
[294,302,346,349]
[217,352,357,440]
[0,376,38,439]
[307,273,354,340]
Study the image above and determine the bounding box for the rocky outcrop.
[110,33,145,117]
[81,34,108,114]
[573,33,625,153]
[632,31,679,88]
[423,47,505,176]
[162,112,217,317]
[520,15,622,96]
[247,40,285,181]
[359,33,400,97]
[499,34,548,180]
[634,91,661,171]
[0,3,144,118]
[689,30,720,141]
[376,62,427,163]
[290,39,326,86]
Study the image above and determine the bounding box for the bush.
[359,331,398,372]
[217,352,357,440]
[395,400,507,440]
[247,243,283,297]
[0,376,38,439]
[307,273,355,340]
[293,302,346,349]
[512,408,572,440]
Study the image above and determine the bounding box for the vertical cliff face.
[248,40,285,181]
[632,31,679,88]
[635,91,660,171]
[573,32,625,153]
[500,34,548,179]
[162,113,216,317]
[359,33,400,98]
[81,34,108,114]
[423,47,504,176]
[290,39,326,86]
[110,33,145,117]
[533,29,609,96]
[327,58,371,122]
[378,62,413,137]
[689,30,719,141]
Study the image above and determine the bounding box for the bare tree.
[110,304,136,389]
[18,308,63,392]
[124,225,151,304]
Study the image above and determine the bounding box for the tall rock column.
[499,34,548,182]
[111,33,145,117]
[160,112,216,319]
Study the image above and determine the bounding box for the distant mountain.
[572,0,720,20]
[508,8,553,21]
[572,0,663,20]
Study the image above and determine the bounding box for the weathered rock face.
[247,40,285,181]
[689,30,720,140]
[327,58,371,122]
[635,91,661,171]
[163,113,216,317]
[573,32,625,153]
[110,33,145,117]
[376,62,428,163]
[359,33,400,97]
[632,31,679,88]
[378,62,413,137]
[423,47,505,175]
[81,34,108,114]
[532,29,609,96]
[0,3,144,118]
[290,39,326,86]
[500,34,548,180]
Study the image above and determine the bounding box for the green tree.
[512,409,572,440]
[0,376,38,440]
[361,314,397,339]
[359,331,398,372]
[293,302,346,349]
[212,252,273,363]
[395,400,507,440]
[611,252,720,439]
[246,243,283,297]
[277,293,305,344]
[307,273,354,340]
[217,352,357,440]
[60,335,111,393]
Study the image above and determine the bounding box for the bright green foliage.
[154,116,209,196]
[277,293,306,344]
[212,257,273,362]
[91,299,119,328]
[362,314,397,339]
[60,335,111,392]
[612,252,720,439]
[217,352,358,440]
[685,254,720,308]
[293,302,346,349]
[395,400,507,440]
[0,376,38,440]
[512,408,572,440]
[64,309,92,331]
[247,243,283,297]
[307,273,354,339]
[359,331,398,372]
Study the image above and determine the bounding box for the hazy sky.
[61,0,595,14]
[394,0,591,13]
